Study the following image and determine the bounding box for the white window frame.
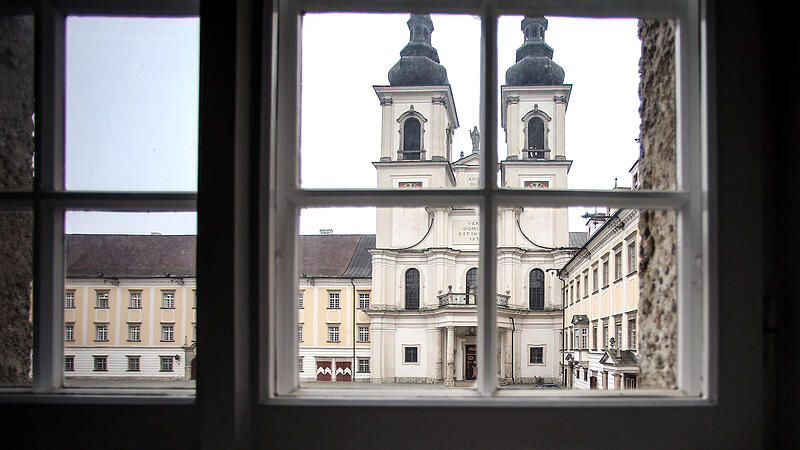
[95,323,108,342]
[161,324,174,342]
[128,323,141,342]
[358,291,370,309]
[327,291,339,309]
[357,325,369,343]
[327,325,339,343]
[64,355,75,372]
[65,323,74,342]
[357,358,370,373]
[64,290,75,309]
[161,291,175,309]
[93,356,108,372]
[129,290,142,309]
[270,0,708,406]
[96,290,109,309]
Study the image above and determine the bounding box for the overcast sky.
[63,14,641,235]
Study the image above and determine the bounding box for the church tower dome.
[505,16,565,86]
[388,14,449,86]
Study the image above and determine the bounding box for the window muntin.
[65,290,75,309]
[161,291,175,309]
[159,356,173,372]
[403,346,419,364]
[529,269,544,310]
[95,323,108,342]
[298,325,303,342]
[64,356,75,372]
[358,292,370,309]
[127,356,140,372]
[65,323,75,342]
[129,291,142,309]
[327,326,340,343]
[298,291,304,309]
[327,291,339,309]
[93,356,108,372]
[358,358,370,373]
[629,318,637,350]
[529,346,544,364]
[128,323,140,342]
[96,291,109,309]
[357,325,369,343]
[161,324,174,342]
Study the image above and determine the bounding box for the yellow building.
[560,206,640,390]
[298,234,373,382]
[64,234,197,379]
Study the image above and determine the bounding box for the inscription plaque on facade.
[452,218,480,244]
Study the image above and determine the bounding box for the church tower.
[373,14,460,249]
[500,16,572,249]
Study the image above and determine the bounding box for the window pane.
[65,17,199,191]
[498,207,677,392]
[297,205,480,390]
[62,211,196,391]
[299,13,481,190]
[0,15,34,192]
[497,16,675,191]
[0,210,33,387]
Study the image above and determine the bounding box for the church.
[360,14,587,385]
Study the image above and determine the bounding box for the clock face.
[524,180,549,189]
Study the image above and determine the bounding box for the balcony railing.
[437,292,510,307]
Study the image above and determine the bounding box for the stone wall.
[0,16,35,385]
[637,19,677,389]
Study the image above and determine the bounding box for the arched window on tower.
[466,267,478,305]
[527,116,545,158]
[402,118,422,160]
[529,268,545,310]
[405,268,420,310]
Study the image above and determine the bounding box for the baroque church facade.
[363,14,586,385]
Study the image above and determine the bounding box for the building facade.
[64,234,197,379]
[297,234,373,382]
[560,164,642,390]
[364,14,584,385]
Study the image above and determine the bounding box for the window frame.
[270,0,709,406]
[2,0,777,448]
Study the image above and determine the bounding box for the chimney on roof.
[320,229,333,235]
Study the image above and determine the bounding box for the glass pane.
[497,16,674,191]
[62,211,196,392]
[0,210,33,387]
[0,15,34,191]
[298,205,480,390]
[65,17,199,191]
[497,207,677,392]
[300,13,481,189]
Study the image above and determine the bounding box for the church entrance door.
[465,344,477,380]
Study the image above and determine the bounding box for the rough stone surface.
[637,19,677,389]
[0,16,34,385]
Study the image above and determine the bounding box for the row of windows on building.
[572,366,638,390]
[65,289,197,310]
[568,318,637,351]
[297,324,370,343]
[297,291,370,310]
[298,357,372,374]
[64,355,178,373]
[564,240,636,305]
[65,322,195,343]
